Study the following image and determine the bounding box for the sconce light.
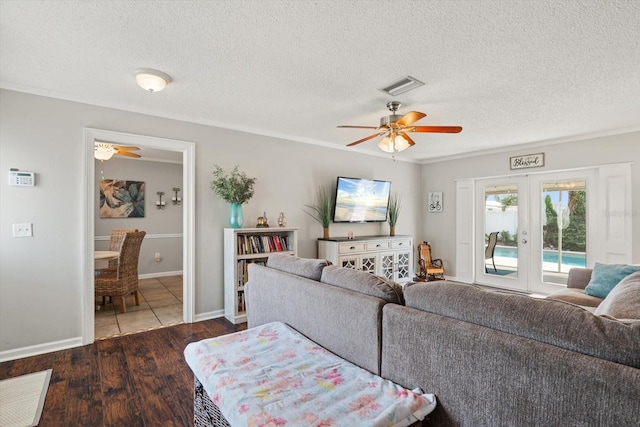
[172,187,182,205]
[156,191,166,209]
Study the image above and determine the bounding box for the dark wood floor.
[0,319,246,426]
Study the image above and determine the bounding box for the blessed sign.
[510,153,544,170]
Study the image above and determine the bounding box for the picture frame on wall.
[99,179,145,218]
[428,192,443,213]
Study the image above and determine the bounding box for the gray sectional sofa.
[246,254,640,426]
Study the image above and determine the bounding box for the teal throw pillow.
[584,263,640,299]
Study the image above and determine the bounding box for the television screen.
[333,177,391,223]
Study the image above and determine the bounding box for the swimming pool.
[493,246,586,267]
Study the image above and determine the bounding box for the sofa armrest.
[567,268,593,289]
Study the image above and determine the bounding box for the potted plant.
[210,165,257,228]
[387,192,401,236]
[304,186,333,238]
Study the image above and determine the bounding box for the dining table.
[94,250,120,260]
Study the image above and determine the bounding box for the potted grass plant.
[304,186,333,238]
[387,192,401,236]
[210,165,257,228]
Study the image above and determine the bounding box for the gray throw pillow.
[594,271,640,320]
[266,253,329,281]
[320,265,404,305]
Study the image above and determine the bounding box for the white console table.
[318,235,414,284]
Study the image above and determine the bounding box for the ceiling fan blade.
[412,126,463,133]
[400,132,416,146]
[116,151,141,158]
[396,111,426,126]
[113,145,140,151]
[346,132,384,147]
[337,125,379,129]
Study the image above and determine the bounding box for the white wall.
[0,90,421,355]
[94,158,183,275]
[421,132,640,277]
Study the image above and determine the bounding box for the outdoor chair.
[485,231,499,273]
[95,230,146,313]
[417,241,445,280]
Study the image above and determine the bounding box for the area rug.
[0,369,51,427]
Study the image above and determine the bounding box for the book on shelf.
[236,258,267,290]
[236,233,292,255]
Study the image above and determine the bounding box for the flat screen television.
[333,177,391,223]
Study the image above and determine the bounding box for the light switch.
[12,223,33,237]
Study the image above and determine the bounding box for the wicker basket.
[194,377,231,427]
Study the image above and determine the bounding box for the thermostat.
[8,170,35,186]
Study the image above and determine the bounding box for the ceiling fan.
[338,101,462,153]
[94,141,141,160]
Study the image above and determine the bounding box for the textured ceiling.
[1,0,639,163]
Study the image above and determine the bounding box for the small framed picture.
[428,192,443,213]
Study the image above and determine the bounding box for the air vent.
[380,76,424,96]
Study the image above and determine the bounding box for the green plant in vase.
[304,186,333,238]
[387,192,401,236]
[210,165,257,228]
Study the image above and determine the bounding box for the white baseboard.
[0,337,83,363]
[194,309,225,322]
[138,270,183,279]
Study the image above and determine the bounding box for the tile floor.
[95,275,183,340]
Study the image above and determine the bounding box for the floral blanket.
[184,321,436,427]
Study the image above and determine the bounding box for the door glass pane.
[484,185,518,277]
[541,180,587,285]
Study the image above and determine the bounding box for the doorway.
[474,169,596,294]
[83,128,195,345]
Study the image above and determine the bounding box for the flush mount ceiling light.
[380,76,424,96]
[134,68,171,92]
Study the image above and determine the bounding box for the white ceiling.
[2,0,639,163]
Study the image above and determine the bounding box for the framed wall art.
[99,179,145,218]
[428,191,443,213]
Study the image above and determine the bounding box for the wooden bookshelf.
[223,227,298,324]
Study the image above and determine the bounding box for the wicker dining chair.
[95,228,138,276]
[95,230,146,313]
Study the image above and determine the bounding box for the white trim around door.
[82,128,196,345]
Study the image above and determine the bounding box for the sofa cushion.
[266,253,329,281]
[404,281,640,368]
[320,265,404,305]
[546,288,603,308]
[594,271,640,320]
[583,263,640,299]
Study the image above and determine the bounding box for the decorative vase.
[229,203,243,228]
[278,212,287,227]
[323,227,330,239]
[389,226,396,236]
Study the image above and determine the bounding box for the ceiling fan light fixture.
[94,143,116,160]
[378,136,395,153]
[378,133,410,153]
[135,68,171,92]
[394,134,410,152]
[380,76,424,96]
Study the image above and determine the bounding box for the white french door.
[474,169,596,294]
[475,176,530,292]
